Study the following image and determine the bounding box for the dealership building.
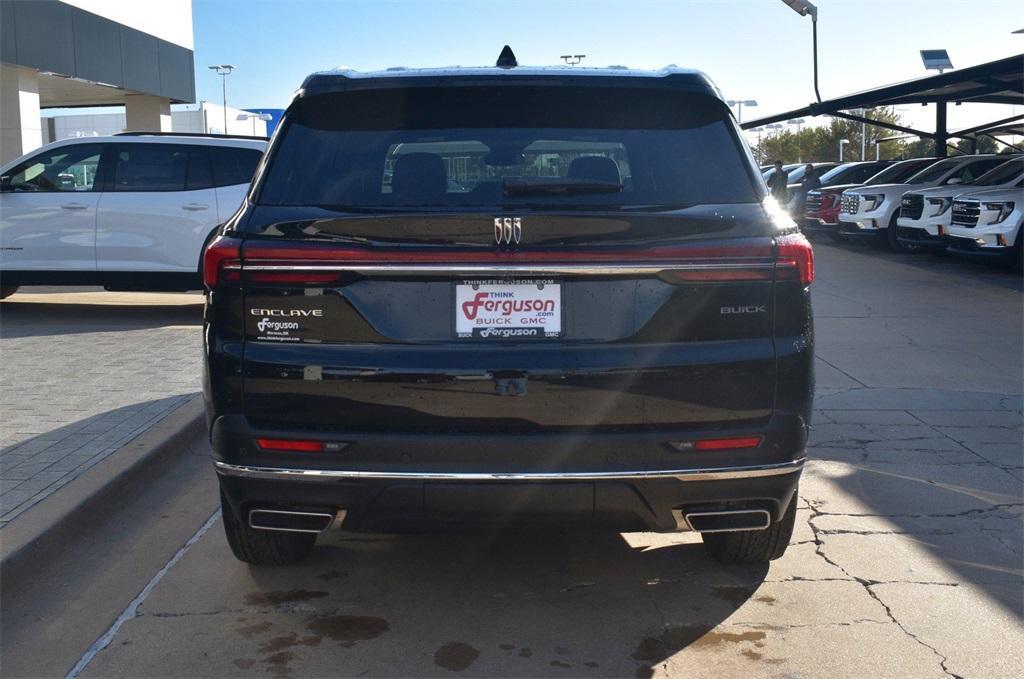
[0,0,196,164]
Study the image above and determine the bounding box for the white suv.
[895,156,1022,252]
[0,134,266,299]
[838,154,1006,251]
[946,181,1024,268]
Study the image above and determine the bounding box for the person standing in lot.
[793,163,822,217]
[767,160,789,204]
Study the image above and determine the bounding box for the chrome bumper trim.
[213,458,805,482]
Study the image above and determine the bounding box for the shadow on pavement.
[0,301,202,339]
[808,234,1023,292]
[230,528,770,677]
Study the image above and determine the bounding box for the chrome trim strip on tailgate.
[213,458,805,482]
[227,263,776,276]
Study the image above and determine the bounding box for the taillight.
[202,236,242,289]
[241,241,780,284]
[775,232,814,286]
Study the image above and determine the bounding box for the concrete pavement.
[0,288,203,525]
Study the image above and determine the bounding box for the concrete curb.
[0,395,206,593]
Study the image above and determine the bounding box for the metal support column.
[935,102,948,157]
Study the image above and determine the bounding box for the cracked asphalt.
[27,241,1024,678]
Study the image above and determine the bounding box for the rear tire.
[220,492,317,566]
[701,492,798,564]
[0,285,18,299]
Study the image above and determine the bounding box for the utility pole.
[208,65,235,133]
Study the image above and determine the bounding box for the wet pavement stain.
[550,660,572,668]
[232,659,256,670]
[518,648,533,658]
[755,595,777,606]
[244,590,329,606]
[692,630,767,648]
[306,615,389,647]
[317,570,347,582]
[434,642,480,672]
[710,585,757,608]
[632,625,767,663]
[262,651,295,678]
[236,621,273,638]
[258,633,323,654]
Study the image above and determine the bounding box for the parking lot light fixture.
[839,138,850,162]
[208,65,235,133]
[237,112,272,136]
[779,0,821,102]
[727,99,758,124]
[787,118,806,162]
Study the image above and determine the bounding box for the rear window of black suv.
[256,86,763,210]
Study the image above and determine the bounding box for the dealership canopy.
[742,53,1024,156]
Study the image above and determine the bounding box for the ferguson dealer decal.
[251,308,323,341]
[455,281,561,338]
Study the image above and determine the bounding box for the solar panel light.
[780,0,817,20]
[920,50,953,73]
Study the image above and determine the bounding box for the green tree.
[753,108,922,164]
[955,135,999,155]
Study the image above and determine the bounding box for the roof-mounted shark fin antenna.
[496,45,518,69]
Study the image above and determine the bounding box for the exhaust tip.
[249,509,335,533]
[677,509,771,533]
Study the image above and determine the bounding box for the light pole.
[727,99,758,124]
[787,118,806,162]
[208,64,235,133]
[838,138,850,162]
[237,112,272,137]
[780,0,821,102]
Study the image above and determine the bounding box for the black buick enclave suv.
[203,52,814,566]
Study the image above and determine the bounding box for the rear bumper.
[211,413,806,532]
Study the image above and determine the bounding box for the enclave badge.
[494,217,522,245]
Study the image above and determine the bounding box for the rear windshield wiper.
[502,179,623,197]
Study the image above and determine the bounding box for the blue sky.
[191,0,1022,135]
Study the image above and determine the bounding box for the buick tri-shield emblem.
[494,217,522,245]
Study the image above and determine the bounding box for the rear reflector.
[693,436,763,451]
[256,438,324,452]
[775,232,814,286]
[669,436,764,452]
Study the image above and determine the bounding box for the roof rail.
[114,132,269,141]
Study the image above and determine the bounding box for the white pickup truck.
[838,154,1006,251]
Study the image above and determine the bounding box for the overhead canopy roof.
[742,53,1024,135]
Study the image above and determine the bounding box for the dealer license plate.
[455,280,562,339]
